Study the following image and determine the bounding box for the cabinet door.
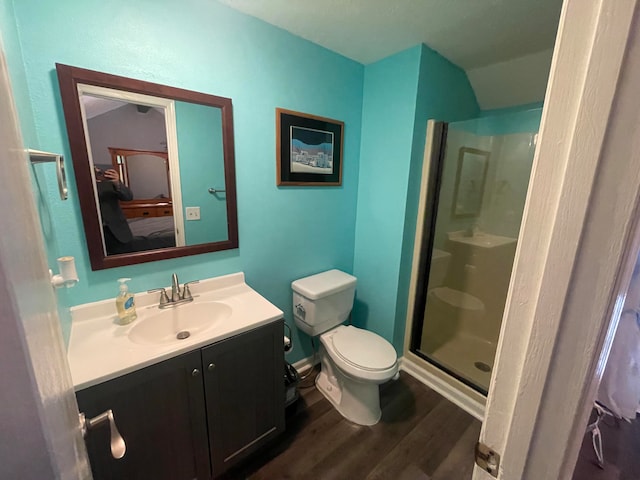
[202,320,285,477]
[76,350,210,480]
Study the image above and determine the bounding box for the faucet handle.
[182,280,200,301]
[148,287,169,306]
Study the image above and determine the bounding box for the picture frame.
[276,108,344,186]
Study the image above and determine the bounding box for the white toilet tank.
[292,269,357,336]
[429,248,452,288]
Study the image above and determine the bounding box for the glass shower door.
[411,112,540,394]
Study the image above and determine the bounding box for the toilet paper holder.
[50,256,79,288]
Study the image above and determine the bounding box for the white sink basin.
[68,272,284,390]
[128,301,232,346]
[447,231,517,249]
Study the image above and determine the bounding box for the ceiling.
[82,96,127,119]
[217,0,562,69]
[217,0,562,109]
[82,96,164,119]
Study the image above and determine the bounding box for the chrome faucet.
[171,273,180,302]
[148,274,200,309]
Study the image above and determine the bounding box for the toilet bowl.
[292,270,398,425]
[316,325,398,425]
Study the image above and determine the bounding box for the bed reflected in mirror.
[107,147,175,254]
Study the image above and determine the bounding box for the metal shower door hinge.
[475,442,500,477]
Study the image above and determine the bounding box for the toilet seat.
[332,326,397,370]
[430,287,484,311]
[320,326,398,382]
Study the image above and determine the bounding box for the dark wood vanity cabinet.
[76,320,285,480]
[203,321,285,476]
[76,349,210,480]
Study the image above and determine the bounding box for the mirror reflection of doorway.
[81,91,186,254]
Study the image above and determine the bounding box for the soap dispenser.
[116,278,137,325]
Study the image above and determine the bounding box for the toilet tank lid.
[291,269,357,300]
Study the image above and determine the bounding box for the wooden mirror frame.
[56,63,238,270]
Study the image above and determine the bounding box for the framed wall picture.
[276,108,344,186]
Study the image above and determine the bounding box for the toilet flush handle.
[295,303,306,319]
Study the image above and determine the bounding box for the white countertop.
[67,272,283,391]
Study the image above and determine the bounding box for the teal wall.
[1,1,76,337]
[0,0,36,147]
[351,46,423,342]
[6,0,364,360]
[4,0,539,363]
[352,44,480,350]
[175,101,228,245]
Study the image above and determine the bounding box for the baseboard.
[399,356,485,421]
[291,354,318,375]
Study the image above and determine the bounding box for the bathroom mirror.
[451,147,490,219]
[56,63,238,270]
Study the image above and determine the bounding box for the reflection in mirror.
[108,148,170,200]
[108,148,176,252]
[56,63,238,270]
[81,90,183,255]
[174,101,228,245]
[451,147,490,218]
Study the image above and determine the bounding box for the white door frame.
[475,0,640,478]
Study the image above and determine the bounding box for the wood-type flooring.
[221,370,481,480]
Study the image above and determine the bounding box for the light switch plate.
[186,206,200,220]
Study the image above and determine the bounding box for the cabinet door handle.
[192,368,201,377]
[208,363,216,371]
[79,409,126,459]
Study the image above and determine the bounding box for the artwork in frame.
[276,108,344,186]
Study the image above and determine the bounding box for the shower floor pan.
[422,332,497,391]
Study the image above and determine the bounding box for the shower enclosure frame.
[403,121,487,420]
[407,121,445,354]
[406,121,495,397]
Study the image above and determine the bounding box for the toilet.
[292,269,398,425]
[425,249,485,348]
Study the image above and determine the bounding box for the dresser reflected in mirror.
[56,64,238,270]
